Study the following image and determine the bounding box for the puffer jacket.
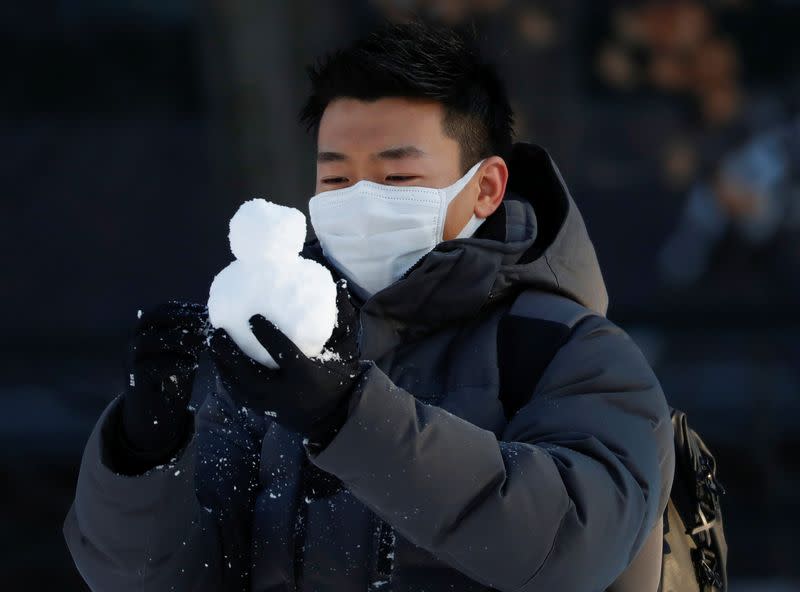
[63,143,675,592]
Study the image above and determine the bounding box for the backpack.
[496,289,728,592]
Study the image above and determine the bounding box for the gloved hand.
[116,300,209,473]
[209,279,364,448]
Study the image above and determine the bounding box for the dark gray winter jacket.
[63,143,675,592]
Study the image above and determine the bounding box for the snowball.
[208,199,338,368]
[229,199,306,263]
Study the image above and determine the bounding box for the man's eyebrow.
[317,151,348,163]
[375,146,427,160]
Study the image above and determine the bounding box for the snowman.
[207,199,337,368]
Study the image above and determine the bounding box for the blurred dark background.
[1,1,798,590]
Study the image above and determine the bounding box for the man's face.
[315,97,479,240]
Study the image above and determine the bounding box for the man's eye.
[385,175,418,183]
[322,177,348,185]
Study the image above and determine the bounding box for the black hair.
[299,21,514,171]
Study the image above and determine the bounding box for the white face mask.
[309,159,486,297]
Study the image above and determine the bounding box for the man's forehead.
[318,98,445,145]
[315,98,463,168]
[317,145,429,162]
[320,96,444,121]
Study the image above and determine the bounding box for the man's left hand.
[209,279,364,446]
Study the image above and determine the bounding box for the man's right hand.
[115,300,209,473]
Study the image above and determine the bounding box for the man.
[64,21,675,592]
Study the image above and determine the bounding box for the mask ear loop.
[454,212,487,239]
[437,159,486,241]
[445,159,486,198]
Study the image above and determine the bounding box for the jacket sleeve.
[304,315,675,592]
[63,381,268,592]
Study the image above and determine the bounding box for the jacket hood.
[302,143,608,344]
[497,143,608,315]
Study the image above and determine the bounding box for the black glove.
[115,300,209,473]
[209,279,363,448]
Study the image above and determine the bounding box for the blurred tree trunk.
[196,0,367,215]
[197,0,307,211]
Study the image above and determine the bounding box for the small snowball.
[228,199,306,263]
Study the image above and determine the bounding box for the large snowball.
[229,199,307,263]
[208,199,337,368]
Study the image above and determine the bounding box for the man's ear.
[474,156,509,219]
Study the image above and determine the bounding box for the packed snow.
[207,198,337,368]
